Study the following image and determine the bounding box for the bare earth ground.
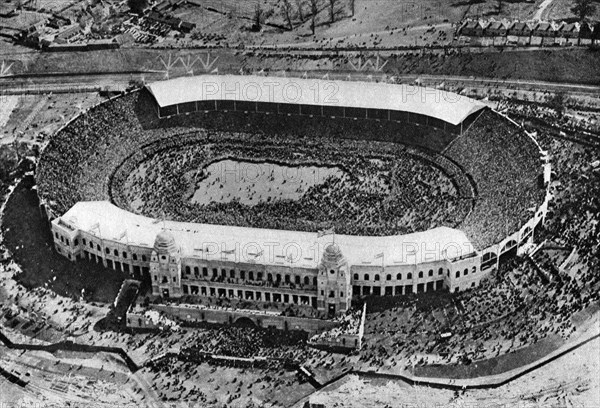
[299,336,600,408]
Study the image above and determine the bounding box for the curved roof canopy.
[146,75,486,126]
[57,201,477,269]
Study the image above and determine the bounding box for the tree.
[296,0,305,21]
[253,2,262,30]
[328,0,337,23]
[548,92,566,115]
[309,0,318,34]
[571,0,596,21]
[281,0,294,29]
[127,0,148,15]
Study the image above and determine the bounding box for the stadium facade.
[47,75,551,317]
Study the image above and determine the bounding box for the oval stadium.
[36,75,550,319]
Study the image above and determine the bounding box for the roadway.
[0,70,599,96]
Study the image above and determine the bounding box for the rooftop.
[56,201,477,269]
[145,75,486,126]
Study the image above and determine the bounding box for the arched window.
[438,268,443,275]
[396,273,402,280]
[464,268,468,276]
[295,275,301,284]
[364,274,370,281]
[455,271,460,278]
[268,273,273,282]
[313,277,317,286]
[202,267,208,276]
[386,274,391,281]
[276,274,282,282]
[353,273,359,281]
[248,271,254,280]
[407,273,412,280]
[185,266,191,274]
[133,253,138,261]
[105,248,110,254]
[374,274,380,281]
[257,272,263,280]
[472,266,477,274]
[428,269,433,277]
[418,271,423,279]
[123,251,128,259]
[304,276,310,285]
[114,249,118,257]
[229,269,235,278]
[285,275,290,283]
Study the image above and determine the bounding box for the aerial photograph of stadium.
[0,0,599,407]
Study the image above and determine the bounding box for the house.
[179,21,196,33]
[486,21,507,37]
[476,20,489,37]
[154,1,171,12]
[459,20,479,37]
[579,22,593,45]
[552,22,566,46]
[114,31,135,46]
[533,22,553,37]
[560,22,580,45]
[507,21,532,45]
[89,3,110,20]
[54,24,81,44]
[593,23,600,45]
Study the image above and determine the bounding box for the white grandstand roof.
[57,201,477,268]
[146,75,486,126]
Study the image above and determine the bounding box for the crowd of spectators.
[445,110,545,249]
[38,90,478,237]
[308,307,363,345]
[497,98,600,136]
[115,126,467,235]
[356,133,599,372]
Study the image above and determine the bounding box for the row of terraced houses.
[458,19,600,46]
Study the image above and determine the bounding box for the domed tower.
[150,230,182,298]
[317,244,351,317]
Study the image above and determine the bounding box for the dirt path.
[533,0,555,20]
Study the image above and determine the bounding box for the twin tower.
[150,230,352,316]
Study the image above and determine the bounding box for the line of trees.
[277,0,355,34]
